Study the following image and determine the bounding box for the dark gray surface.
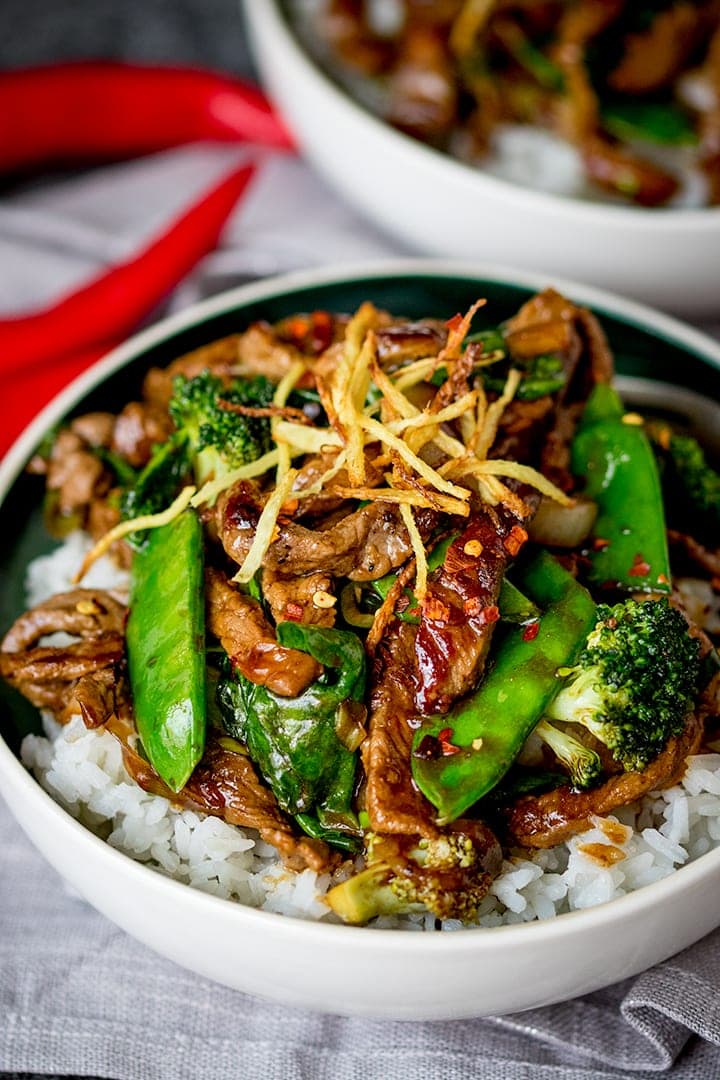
[0,0,252,73]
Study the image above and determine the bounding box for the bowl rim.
[247,0,720,231]
[2,255,720,953]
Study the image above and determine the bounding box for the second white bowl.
[245,2,720,318]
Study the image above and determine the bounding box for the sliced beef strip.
[70,412,116,448]
[205,568,322,697]
[142,335,242,408]
[553,0,619,142]
[504,286,613,391]
[216,480,437,581]
[581,135,680,208]
[0,635,125,690]
[0,589,127,722]
[573,305,615,386]
[107,711,334,873]
[45,429,108,516]
[86,495,133,570]
[701,25,720,202]
[539,400,585,493]
[668,530,720,580]
[608,3,702,94]
[491,396,555,465]
[262,568,336,628]
[415,504,531,714]
[386,22,457,142]
[1,589,126,652]
[111,400,174,468]
[375,321,447,368]
[363,621,440,839]
[505,708,705,848]
[500,288,614,489]
[362,620,505,904]
[70,669,123,729]
[291,449,386,519]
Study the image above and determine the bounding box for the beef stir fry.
[313,0,720,206]
[2,291,719,924]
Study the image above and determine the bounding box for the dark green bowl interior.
[2,272,719,752]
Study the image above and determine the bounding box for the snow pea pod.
[411,553,597,824]
[571,383,671,594]
[126,509,206,792]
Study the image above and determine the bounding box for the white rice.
[474,125,709,209]
[18,533,720,929]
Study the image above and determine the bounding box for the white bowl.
[243,2,720,319]
[1,260,720,1020]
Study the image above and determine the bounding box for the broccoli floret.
[483,353,566,402]
[168,370,275,485]
[325,831,490,924]
[533,719,603,790]
[649,423,720,544]
[117,370,275,546]
[544,597,702,776]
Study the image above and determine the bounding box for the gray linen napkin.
[1,146,720,1079]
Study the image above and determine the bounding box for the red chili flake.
[628,554,651,578]
[592,537,611,551]
[480,604,500,625]
[657,573,669,586]
[285,601,304,621]
[287,316,310,341]
[309,310,334,353]
[436,726,461,756]
[522,620,540,641]
[423,596,451,623]
[445,312,464,333]
[503,525,528,556]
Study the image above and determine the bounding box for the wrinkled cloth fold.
[1,144,720,1080]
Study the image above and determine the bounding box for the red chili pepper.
[0,160,256,378]
[1,344,111,458]
[445,313,464,333]
[0,62,293,175]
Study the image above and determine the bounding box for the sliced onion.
[528,496,598,549]
[335,699,368,752]
[339,583,376,629]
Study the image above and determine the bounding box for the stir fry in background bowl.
[2,270,718,933]
[307,0,720,207]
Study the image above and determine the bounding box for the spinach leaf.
[217,624,366,848]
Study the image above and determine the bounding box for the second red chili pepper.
[0,159,256,377]
[0,62,293,175]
